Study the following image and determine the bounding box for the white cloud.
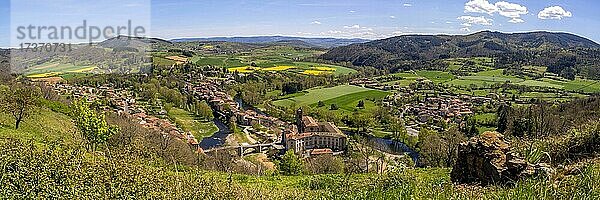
[508,18,524,23]
[344,24,361,29]
[461,27,471,32]
[403,3,412,7]
[446,21,453,24]
[495,1,528,18]
[310,20,322,25]
[538,6,572,20]
[349,10,356,13]
[392,31,403,35]
[390,15,396,19]
[457,15,493,26]
[464,0,497,15]
[464,0,528,23]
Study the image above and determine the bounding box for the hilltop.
[171,36,370,48]
[320,31,600,78]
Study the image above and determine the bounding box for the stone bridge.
[203,143,284,156]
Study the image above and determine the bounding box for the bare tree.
[350,136,377,173]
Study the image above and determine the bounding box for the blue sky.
[1,0,599,47]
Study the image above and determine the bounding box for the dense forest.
[320,31,600,79]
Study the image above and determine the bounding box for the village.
[45,73,349,158]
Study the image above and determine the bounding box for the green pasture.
[273,85,377,107]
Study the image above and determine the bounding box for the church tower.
[296,108,304,133]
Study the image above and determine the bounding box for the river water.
[345,131,420,163]
[198,118,230,150]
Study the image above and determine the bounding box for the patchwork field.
[273,85,390,112]
[192,46,356,75]
[24,63,98,78]
[226,62,355,75]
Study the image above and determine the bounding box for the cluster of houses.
[190,79,348,156]
[191,80,290,142]
[406,96,474,124]
[49,82,202,150]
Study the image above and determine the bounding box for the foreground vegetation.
[1,136,599,199]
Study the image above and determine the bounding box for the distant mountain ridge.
[170,36,370,48]
[320,31,600,70]
[98,36,173,50]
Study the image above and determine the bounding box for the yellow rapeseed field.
[27,72,62,78]
[301,70,332,75]
[263,66,295,71]
[67,66,97,73]
[228,66,261,73]
[312,66,337,71]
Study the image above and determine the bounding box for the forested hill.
[320,31,600,78]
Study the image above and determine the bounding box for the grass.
[316,90,391,112]
[273,85,375,107]
[540,78,600,93]
[516,80,564,89]
[301,70,333,75]
[233,128,250,144]
[0,107,80,145]
[4,133,600,199]
[167,108,218,139]
[445,79,489,87]
[416,70,455,83]
[473,113,496,122]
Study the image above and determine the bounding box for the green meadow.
[273,85,389,110]
[167,108,218,140]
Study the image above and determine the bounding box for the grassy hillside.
[1,136,599,199]
[0,107,80,145]
[316,90,390,112]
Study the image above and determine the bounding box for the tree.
[317,101,325,107]
[0,84,41,129]
[71,100,120,151]
[330,104,339,110]
[357,100,365,108]
[276,150,304,175]
[351,113,374,134]
[496,103,510,133]
[305,154,344,174]
[195,101,213,121]
[349,135,378,173]
[418,127,466,167]
[228,117,238,133]
[390,117,416,148]
[282,82,303,95]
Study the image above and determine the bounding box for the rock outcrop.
[451,131,546,185]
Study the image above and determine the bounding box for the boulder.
[451,131,543,185]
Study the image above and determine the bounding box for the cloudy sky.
[1,0,598,47]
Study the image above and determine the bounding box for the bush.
[276,150,304,175]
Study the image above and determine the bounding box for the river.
[345,131,420,163]
[198,118,230,150]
